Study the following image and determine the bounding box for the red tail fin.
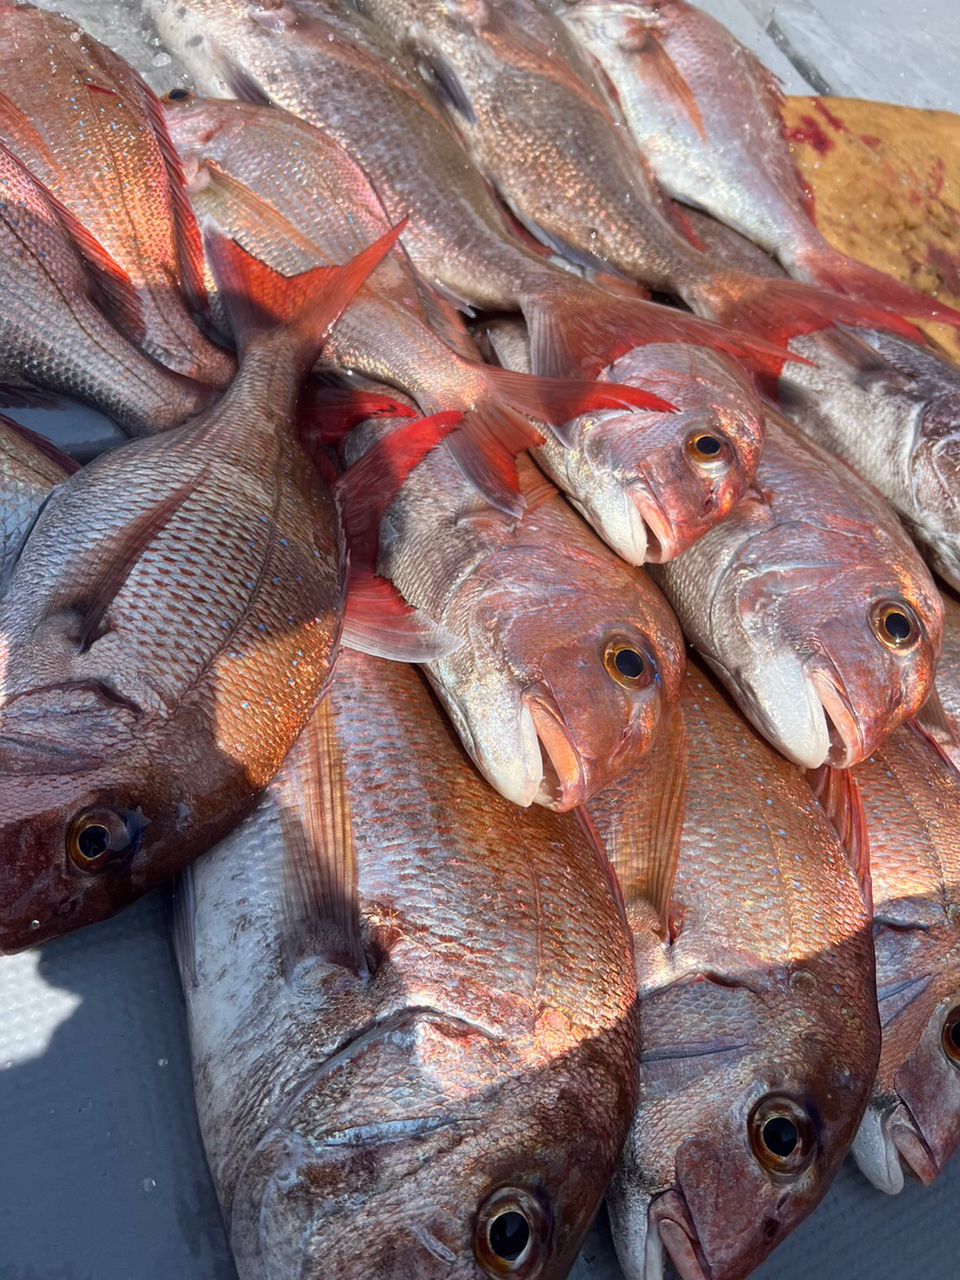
[300,387,417,447]
[792,240,960,329]
[444,361,673,517]
[691,267,929,348]
[525,277,802,383]
[336,411,464,662]
[203,217,407,368]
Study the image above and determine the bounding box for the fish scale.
[177,649,639,1278]
[0,1,236,386]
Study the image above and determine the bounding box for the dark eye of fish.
[489,1211,530,1262]
[942,1007,960,1064]
[604,642,653,690]
[748,1095,815,1176]
[685,430,729,469]
[67,806,144,875]
[474,1187,547,1276]
[165,87,190,102]
[870,601,921,652]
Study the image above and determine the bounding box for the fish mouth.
[646,1190,711,1280]
[852,1102,938,1193]
[625,484,678,564]
[523,689,586,811]
[806,660,866,768]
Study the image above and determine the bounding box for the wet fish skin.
[176,649,639,1279]
[0,232,393,950]
[843,722,960,1192]
[557,0,960,328]
[935,589,960,727]
[0,138,215,435]
[588,661,878,1280]
[485,318,764,564]
[0,416,74,587]
[0,2,235,387]
[652,412,942,768]
[343,416,684,810]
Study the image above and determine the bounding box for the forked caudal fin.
[792,240,960,330]
[524,276,807,384]
[202,216,408,369]
[689,267,929,349]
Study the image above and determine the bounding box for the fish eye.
[474,1187,548,1276]
[870,600,921,652]
[164,88,191,102]
[685,429,730,470]
[603,641,653,690]
[942,1007,960,1065]
[749,1095,815,1176]
[67,806,144,874]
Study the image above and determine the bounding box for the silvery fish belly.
[175,649,639,1280]
[848,721,960,1193]
[585,659,878,1280]
[652,411,942,768]
[350,416,685,811]
[484,318,764,565]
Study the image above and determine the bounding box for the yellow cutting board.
[783,96,960,361]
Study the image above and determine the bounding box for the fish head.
[907,392,960,584]
[161,91,249,181]
[505,559,683,810]
[579,345,764,565]
[854,921,960,1192]
[723,521,942,767]
[228,1006,635,1278]
[611,933,878,1280]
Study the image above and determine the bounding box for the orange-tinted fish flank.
[0,137,215,434]
[560,0,960,329]
[343,417,684,810]
[653,412,943,768]
[0,228,400,951]
[178,651,640,1279]
[0,2,235,386]
[587,662,878,1280]
[0,417,73,586]
[846,722,960,1193]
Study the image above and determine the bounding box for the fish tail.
[443,361,676,517]
[203,217,408,373]
[522,276,800,383]
[689,266,930,350]
[790,240,960,330]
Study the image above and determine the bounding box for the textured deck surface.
[2,3,959,1278]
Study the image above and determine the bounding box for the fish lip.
[523,687,586,811]
[628,485,677,563]
[891,1102,940,1185]
[648,1190,711,1280]
[806,658,865,768]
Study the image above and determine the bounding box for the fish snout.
[647,1190,712,1280]
[523,689,587,811]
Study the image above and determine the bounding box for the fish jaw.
[524,687,587,811]
[649,1191,712,1280]
[806,659,868,769]
[629,485,679,565]
[721,652,831,769]
[851,1101,939,1192]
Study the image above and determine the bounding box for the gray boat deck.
[2,2,958,1277]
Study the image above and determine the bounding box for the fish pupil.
[167,87,189,101]
[762,1116,799,1157]
[489,1210,530,1261]
[949,1021,960,1052]
[77,825,110,860]
[695,434,721,457]
[614,648,644,680]
[884,611,912,642]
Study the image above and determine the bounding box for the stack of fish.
[1,0,959,1276]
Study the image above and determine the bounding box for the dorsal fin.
[0,415,78,476]
[806,764,872,912]
[276,697,369,979]
[0,88,57,167]
[584,699,687,933]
